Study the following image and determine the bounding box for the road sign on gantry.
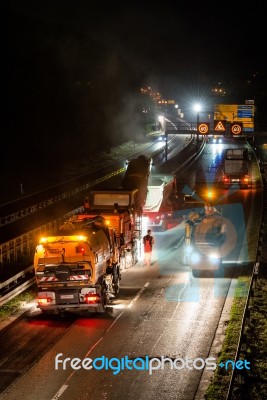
[214,120,227,134]
[230,122,243,136]
[198,123,209,135]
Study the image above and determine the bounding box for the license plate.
[60,294,74,299]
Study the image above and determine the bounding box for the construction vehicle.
[183,208,226,277]
[34,187,144,314]
[142,174,177,231]
[33,155,152,314]
[222,148,250,189]
[34,215,121,314]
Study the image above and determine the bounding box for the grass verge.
[0,289,36,320]
[231,275,267,400]
[205,275,250,399]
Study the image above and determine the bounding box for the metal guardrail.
[0,277,36,307]
[0,264,36,307]
[0,265,34,290]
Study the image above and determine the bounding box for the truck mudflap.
[37,286,108,313]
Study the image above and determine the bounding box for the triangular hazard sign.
[214,121,226,131]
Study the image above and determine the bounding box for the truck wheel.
[114,280,120,296]
[119,257,126,272]
[215,262,224,278]
[133,249,139,265]
[192,269,200,278]
[112,266,120,296]
[101,284,108,311]
[113,274,120,296]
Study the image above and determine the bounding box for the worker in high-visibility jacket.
[143,229,155,266]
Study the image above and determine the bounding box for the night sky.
[2,1,266,176]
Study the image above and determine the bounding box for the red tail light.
[223,177,230,183]
[38,297,52,305]
[84,293,100,304]
[76,246,85,254]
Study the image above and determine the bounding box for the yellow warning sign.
[214,120,226,132]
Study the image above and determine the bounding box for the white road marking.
[127,282,150,308]
[51,384,68,400]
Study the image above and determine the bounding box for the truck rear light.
[223,177,230,183]
[38,297,52,305]
[76,245,85,254]
[243,177,249,183]
[84,293,101,304]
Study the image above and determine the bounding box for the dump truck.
[142,174,177,231]
[222,148,250,189]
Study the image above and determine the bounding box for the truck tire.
[101,283,108,311]
[119,256,126,272]
[192,269,200,278]
[114,279,120,296]
[113,267,120,296]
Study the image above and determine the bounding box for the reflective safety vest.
[143,235,153,252]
